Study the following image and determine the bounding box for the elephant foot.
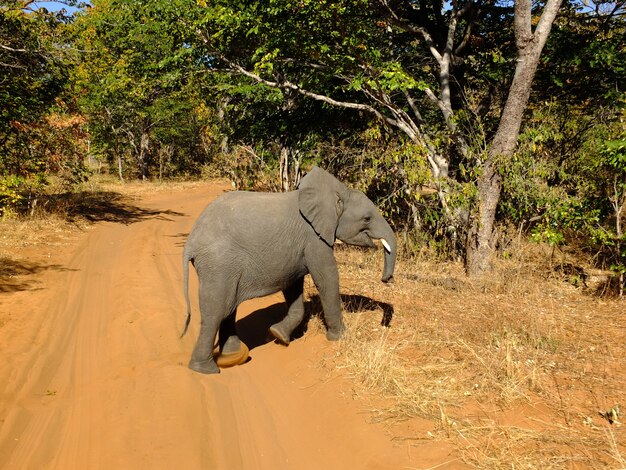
[269,324,291,345]
[326,327,345,341]
[188,359,220,374]
[215,342,249,368]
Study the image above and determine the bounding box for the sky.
[31,1,85,14]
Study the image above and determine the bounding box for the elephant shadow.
[235,294,394,351]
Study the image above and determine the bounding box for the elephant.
[182,166,396,374]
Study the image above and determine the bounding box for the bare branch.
[379,0,443,63]
[533,0,564,49]
[439,6,460,129]
[0,44,29,53]
[0,61,27,69]
[424,87,446,113]
[403,89,423,123]
[455,3,477,55]
[223,57,393,121]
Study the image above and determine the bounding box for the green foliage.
[601,139,626,169]
[539,2,626,106]
[191,0,442,130]
[73,0,215,179]
[0,2,67,132]
[500,92,625,288]
[0,1,84,215]
[1,0,625,290]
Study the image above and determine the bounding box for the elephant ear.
[298,167,345,246]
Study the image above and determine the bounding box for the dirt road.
[0,183,419,469]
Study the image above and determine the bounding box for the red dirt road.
[0,183,421,469]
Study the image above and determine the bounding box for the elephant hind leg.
[270,277,305,345]
[188,317,221,374]
[188,285,228,374]
[218,310,239,353]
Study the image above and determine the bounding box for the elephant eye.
[364,215,371,223]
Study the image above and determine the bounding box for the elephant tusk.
[381,238,391,253]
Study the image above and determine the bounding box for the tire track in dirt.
[0,183,417,469]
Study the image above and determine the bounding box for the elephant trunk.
[381,234,396,283]
[375,220,396,283]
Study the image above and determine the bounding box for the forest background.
[1,0,625,291]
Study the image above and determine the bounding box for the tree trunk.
[158,145,173,181]
[139,130,150,180]
[293,153,302,188]
[111,131,124,182]
[466,160,501,275]
[465,0,563,276]
[117,155,124,182]
[611,174,624,296]
[279,146,289,192]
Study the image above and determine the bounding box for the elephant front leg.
[306,249,345,341]
[216,311,249,367]
[270,277,305,345]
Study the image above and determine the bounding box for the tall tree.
[465,0,563,275]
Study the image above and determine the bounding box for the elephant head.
[298,167,397,283]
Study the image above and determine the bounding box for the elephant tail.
[181,250,192,338]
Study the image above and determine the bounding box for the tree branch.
[0,61,27,69]
[403,89,424,123]
[0,44,29,53]
[195,22,419,139]
[223,57,392,121]
[455,3,477,55]
[379,0,443,63]
[533,0,564,49]
[514,0,533,48]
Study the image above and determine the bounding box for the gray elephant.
[182,167,396,374]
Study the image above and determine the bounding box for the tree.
[465,0,563,275]
[74,0,213,180]
[597,138,626,295]
[187,0,563,275]
[0,1,78,212]
[491,0,625,293]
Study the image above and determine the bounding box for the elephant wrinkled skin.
[182,167,396,374]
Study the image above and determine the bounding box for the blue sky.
[31,2,84,14]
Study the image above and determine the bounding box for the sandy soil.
[0,183,453,469]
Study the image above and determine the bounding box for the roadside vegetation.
[2,0,624,290]
[1,0,625,467]
[326,245,625,468]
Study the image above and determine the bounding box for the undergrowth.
[306,244,626,468]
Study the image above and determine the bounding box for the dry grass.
[307,244,626,468]
[457,423,613,469]
[90,174,220,197]
[0,213,81,252]
[0,176,214,250]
